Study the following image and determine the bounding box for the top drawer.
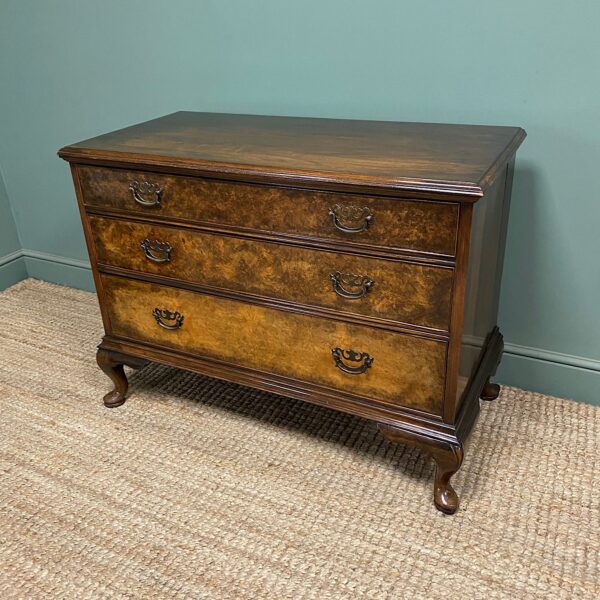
[77,166,459,258]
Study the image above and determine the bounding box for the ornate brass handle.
[330,271,374,299]
[130,180,163,207]
[152,308,184,330]
[141,238,172,263]
[332,348,374,375]
[329,204,373,234]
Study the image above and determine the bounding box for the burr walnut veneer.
[59,112,525,514]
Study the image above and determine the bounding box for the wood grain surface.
[90,215,454,331]
[60,112,526,197]
[101,274,447,414]
[79,166,460,257]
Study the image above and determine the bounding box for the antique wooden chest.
[59,112,525,513]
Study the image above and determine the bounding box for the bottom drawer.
[101,274,447,415]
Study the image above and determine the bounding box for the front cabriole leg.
[96,348,129,408]
[96,348,147,408]
[378,423,464,514]
[429,443,464,514]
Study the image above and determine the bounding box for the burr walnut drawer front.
[101,274,447,414]
[79,166,459,257]
[90,216,454,331]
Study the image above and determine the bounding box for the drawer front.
[90,216,453,331]
[79,166,459,257]
[101,274,447,414]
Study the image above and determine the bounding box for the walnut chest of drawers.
[59,112,525,514]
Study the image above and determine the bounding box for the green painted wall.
[0,169,20,256]
[0,166,26,289]
[0,1,598,404]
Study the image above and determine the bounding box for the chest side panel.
[455,161,514,410]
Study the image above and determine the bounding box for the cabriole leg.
[96,348,130,408]
[429,443,464,514]
[378,423,464,515]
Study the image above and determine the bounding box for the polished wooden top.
[59,111,525,199]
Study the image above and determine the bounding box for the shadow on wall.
[501,152,597,353]
[497,155,600,404]
[499,162,544,339]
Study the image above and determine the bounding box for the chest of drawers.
[59,112,525,514]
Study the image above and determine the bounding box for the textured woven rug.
[0,279,598,599]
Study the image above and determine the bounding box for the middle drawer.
[89,215,453,332]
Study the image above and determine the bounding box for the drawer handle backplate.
[152,308,184,330]
[332,347,374,375]
[329,204,373,234]
[330,271,374,299]
[141,238,172,263]
[130,180,163,207]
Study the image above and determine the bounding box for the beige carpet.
[0,279,598,599]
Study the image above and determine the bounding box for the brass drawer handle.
[330,271,374,299]
[332,348,373,375]
[130,180,163,207]
[329,204,373,234]
[141,238,172,263]
[152,308,184,330]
